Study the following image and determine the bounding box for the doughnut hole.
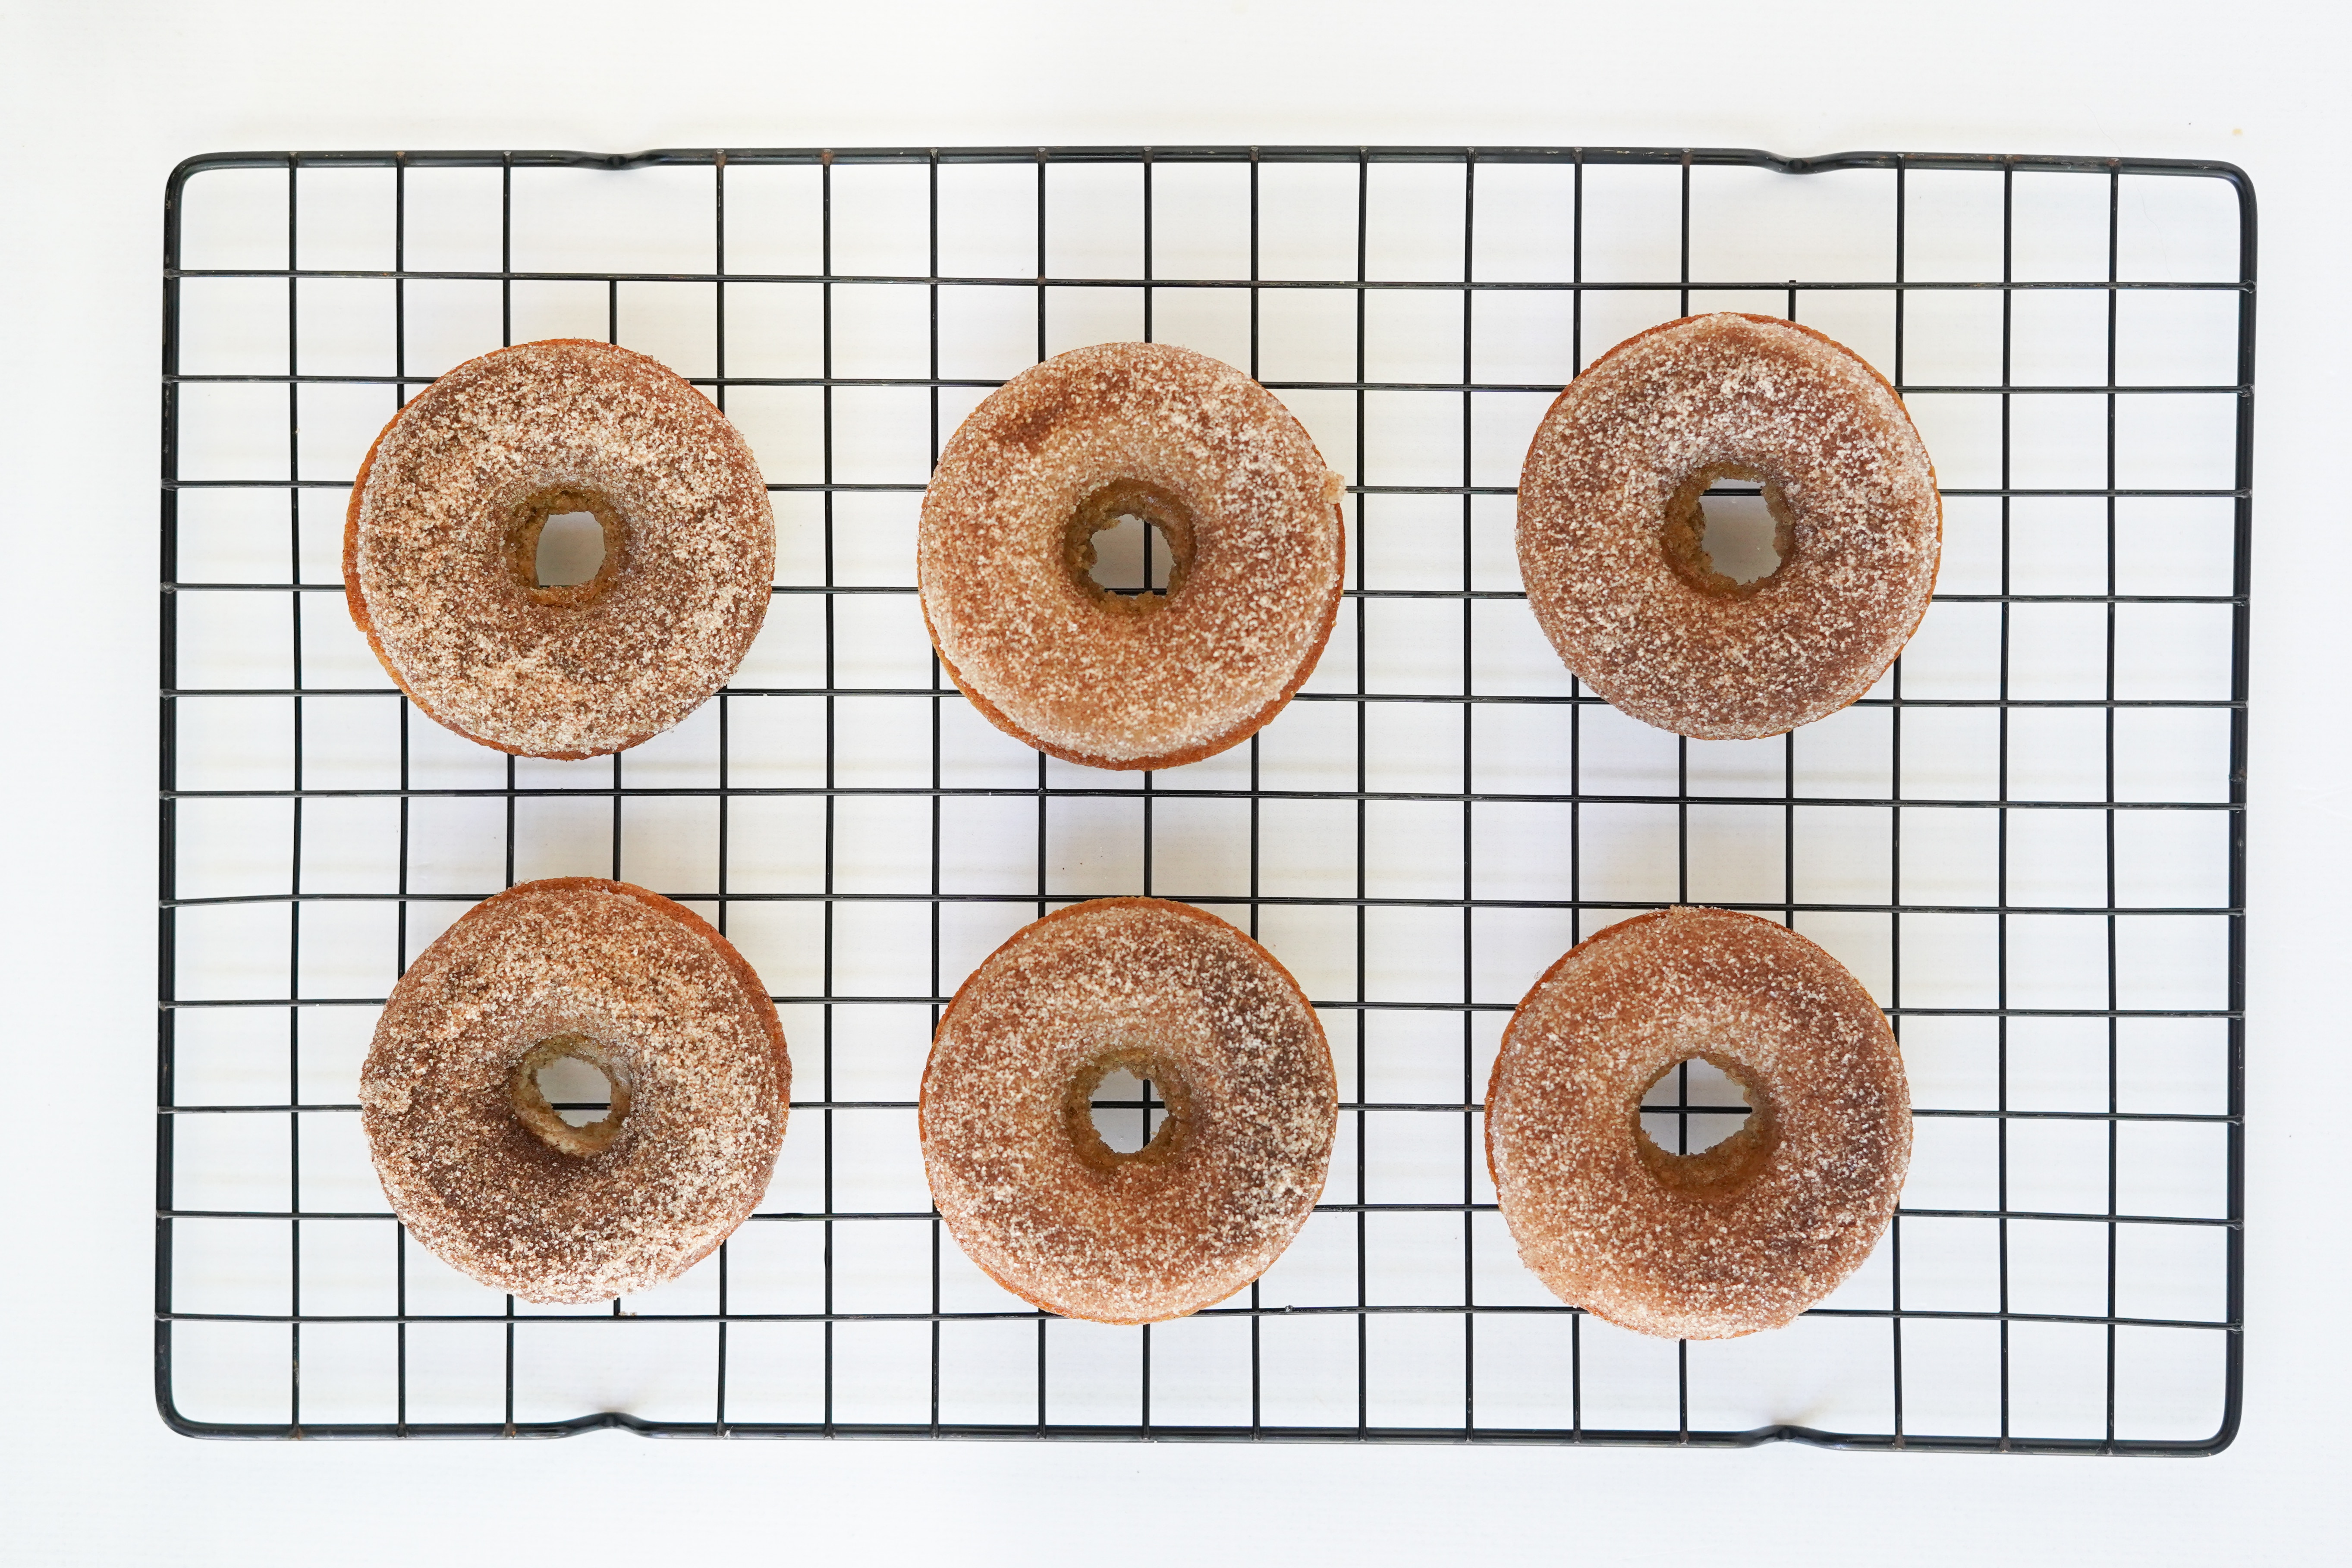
[1063,480,1198,615]
[512,1033,634,1156]
[505,486,627,607]
[1087,514,1178,597]
[535,511,605,587]
[1062,1048,1192,1171]
[538,1054,615,1127]
[1661,463,1794,595]
[1633,1053,1777,1194]
[1088,1066,1169,1154]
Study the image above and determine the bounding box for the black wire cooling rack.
[157,145,2251,1452]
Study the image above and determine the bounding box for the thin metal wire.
[157,145,2251,1452]
[1996,160,2017,1448]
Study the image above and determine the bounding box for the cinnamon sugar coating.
[361,879,790,1305]
[921,899,1336,1323]
[1484,908,1910,1340]
[919,343,1345,770]
[1517,314,1940,739]
[345,340,774,759]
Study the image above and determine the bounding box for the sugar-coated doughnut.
[345,339,774,759]
[1517,313,1940,739]
[361,878,790,1305]
[921,898,1336,1323]
[1485,907,1910,1340]
[918,343,1346,770]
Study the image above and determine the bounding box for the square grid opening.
[160,146,2249,1451]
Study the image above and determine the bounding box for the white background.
[0,2,2343,1561]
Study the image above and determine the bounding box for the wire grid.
[157,145,2251,1451]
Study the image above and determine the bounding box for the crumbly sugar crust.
[918,343,1345,770]
[360,878,791,1305]
[345,340,774,758]
[1516,314,1941,739]
[921,898,1337,1323]
[1484,907,1911,1340]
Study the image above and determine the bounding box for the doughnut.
[360,878,790,1305]
[345,339,774,759]
[918,343,1346,770]
[921,898,1336,1323]
[1484,907,1910,1339]
[1516,313,1940,739]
